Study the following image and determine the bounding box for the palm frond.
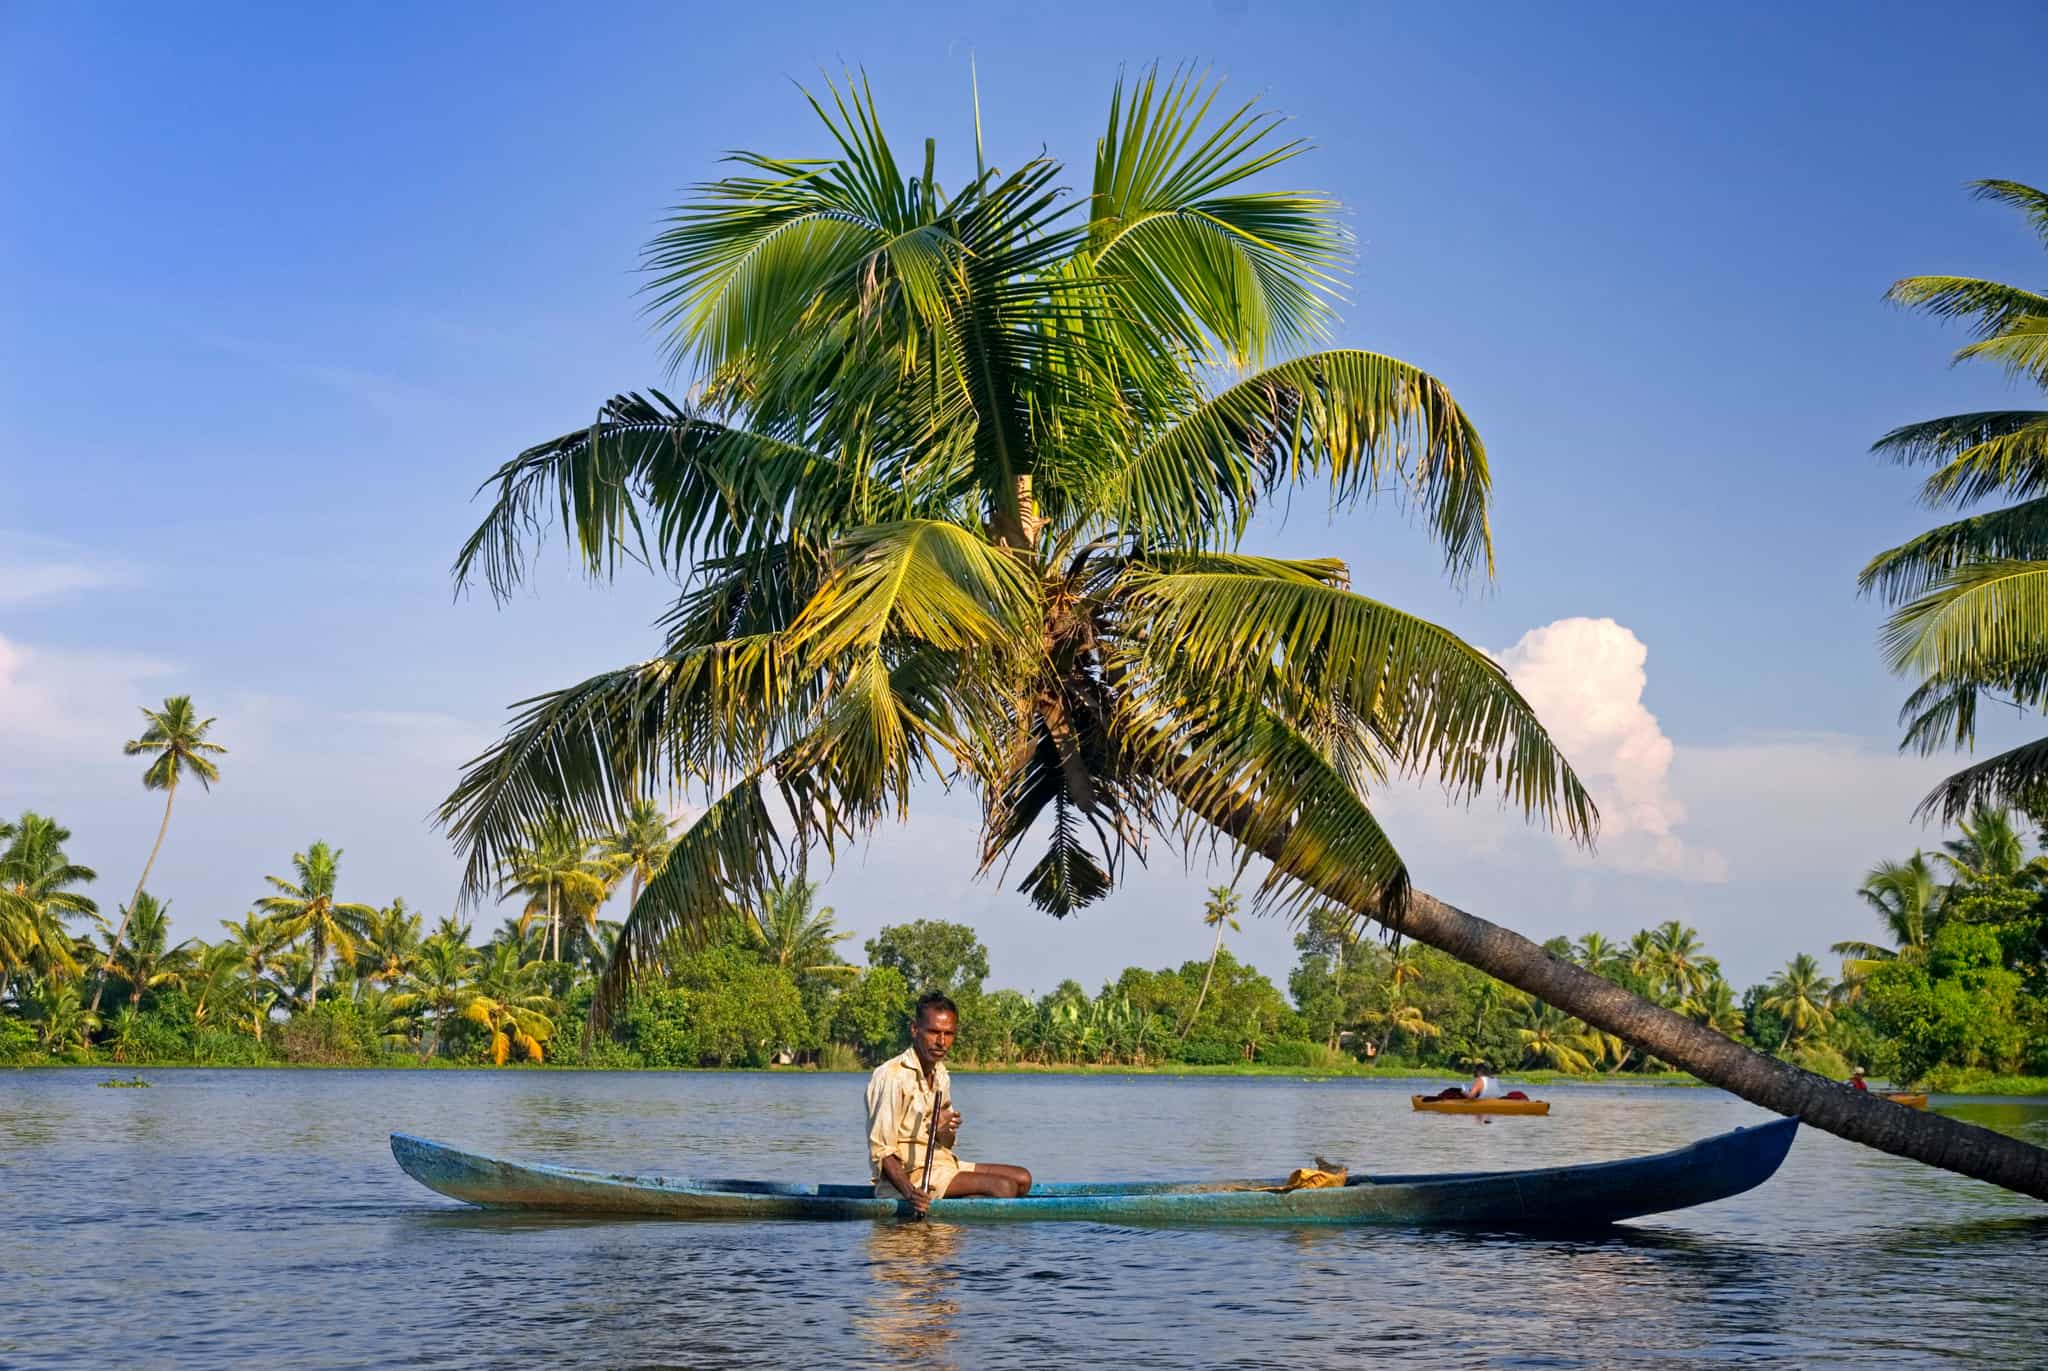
[1868,410,2048,514]
[1970,179,2048,244]
[1887,274,2048,342]
[1119,555,1595,841]
[1881,558,2048,682]
[1860,492,2048,602]
[453,391,843,601]
[785,520,1041,660]
[1088,64,1340,364]
[1913,731,2048,823]
[1090,350,1490,574]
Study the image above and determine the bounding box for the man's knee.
[1012,1167,1032,1196]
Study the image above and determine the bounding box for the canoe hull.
[390,1117,1797,1229]
[1883,1092,1929,1110]
[1411,1095,1551,1116]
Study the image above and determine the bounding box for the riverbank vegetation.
[7,784,2044,1086]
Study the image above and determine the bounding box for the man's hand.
[936,1106,962,1148]
[905,1185,933,1217]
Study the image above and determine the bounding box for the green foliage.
[829,966,913,1061]
[620,987,700,1068]
[670,943,809,1067]
[863,922,989,998]
[0,1014,37,1064]
[1863,922,2028,1083]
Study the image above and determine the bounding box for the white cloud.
[0,631,179,758]
[0,531,135,605]
[1493,616,1728,882]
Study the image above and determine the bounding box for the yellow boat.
[1411,1095,1551,1116]
[1882,1092,1929,1110]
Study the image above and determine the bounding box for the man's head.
[910,991,958,1068]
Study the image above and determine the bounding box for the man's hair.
[913,990,958,1025]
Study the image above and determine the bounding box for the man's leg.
[943,1163,1033,1199]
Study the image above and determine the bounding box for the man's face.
[911,1008,957,1067]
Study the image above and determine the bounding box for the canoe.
[389,1117,1796,1229]
[1411,1095,1550,1115]
[1883,1092,1929,1110]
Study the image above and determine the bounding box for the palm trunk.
[1386,887,2048,1200]
[90,784,175,1018]
[549,885,560,963]
[308,930,324,1012]
[1179,924,1226,1040]
[1187,791,2048,1200]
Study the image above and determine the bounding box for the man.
[866,991,1033,1215]
[1850,1067,1869,1092]
[1423,1070,1530,1103]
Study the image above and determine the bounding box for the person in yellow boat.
[1422,1071,1531,1103]
[866,992,1033,1215]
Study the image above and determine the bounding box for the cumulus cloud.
[1494,617,1728,882]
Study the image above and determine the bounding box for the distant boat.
[1882,1092,1929,1110]
[390,1118,1797,1229]
[1411,1095,1551,1116]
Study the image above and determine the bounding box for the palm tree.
[1517,1003,1597,1074]
[500,816,613,963]
[24,976,98,1055]
[750,877,857,974]
[187,941,246,1032]
[255,841,375,1011]
[1648,921,1713,1001]
[461,941,555,1065]
[1834,852,1946,996]
[104,893,195,1012]
[1681,978,1745,1039]
[412,931,478,1057]
[1762,954,1836,1051]
[1178,885,1241,1039]
[1860,182,2048,824]
[1937,805,2038,885]
[436,78,2048,1196]
[92,697,225,1017]
[1362,995,1441,1058]
[1573,931,1621,976]
[1,812,99,987]
[599,799,677,911]
[359,899,425,987]
[218,913,286,1041]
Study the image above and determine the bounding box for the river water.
[4,1070,2043,1368]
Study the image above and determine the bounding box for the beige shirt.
[865,1047,950,1183]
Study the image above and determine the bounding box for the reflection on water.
[857,1222,964,1368]
[0,1069,2042,1368]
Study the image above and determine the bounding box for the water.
[4,1070,2044,1368]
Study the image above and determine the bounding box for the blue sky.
[3,1,2045,992]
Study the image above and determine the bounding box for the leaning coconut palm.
[441,75,2048,1197]
[255,841,376,1011]
[1178,885,1241,1040]
[1861,182,2048,824]
[92,697,225,1018]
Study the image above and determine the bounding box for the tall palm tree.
[93,697,225,1017]
[255,841,375,1011]
[412,931,478,1057]
[500,816,613,963]
[1937,805,2038,885]
[104,893,195,1012]
[0,812,99,986]
[1648,921,1713,1002]
[437,78,2048,1196]
[1860,182,2048,824]
[750,876,857,974]
[1762,954,1836,1051]
[1178,885,1241,1040]
[599,799,677,911]
[218,913,286,1041]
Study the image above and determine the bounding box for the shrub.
[817,1042,864,1072]
[1257,1038,1317,1067]
[1175,1037,1237,1066]
[620,988,699,1068]
[0,1015,37,1065]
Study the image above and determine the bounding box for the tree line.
[8,734,2044,1082]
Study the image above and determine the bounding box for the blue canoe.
[391,1117,1796,1228]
